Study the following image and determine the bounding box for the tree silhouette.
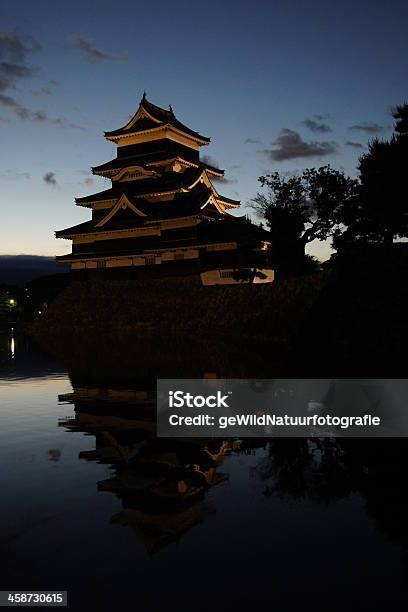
[251,166,357,273]
[336,102,408,248]
[392,102,408,136]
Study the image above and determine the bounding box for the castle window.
[220,270,233,278]
[145,256,155,265]
[97,261,106,270]
[174,253,184,260]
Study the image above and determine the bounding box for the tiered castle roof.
[104,93,211,144]
[56,94,271,275]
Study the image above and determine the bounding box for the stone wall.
[30,273,324,344]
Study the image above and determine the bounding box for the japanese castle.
[56,94,273,285]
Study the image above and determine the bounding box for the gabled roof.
[96,194,147,228]
[76,187,117,205]
[55,220,95,238]
[217,194,240,207]
[92,153,223,178]
[91,150,175,174]
[104,94,210,144]
[56,215,270,259]
[76,166,236,208]
[77,168,203,205]
[57,186,229,238]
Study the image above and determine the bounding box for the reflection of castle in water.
[57,381,408,562]
[51,336,408,562]
[52,337,279,552]
[59,384,232,553]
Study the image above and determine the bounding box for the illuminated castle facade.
[56,94,273,285]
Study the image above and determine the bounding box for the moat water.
[1,326,407,610]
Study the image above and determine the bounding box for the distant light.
[10,337,15,359]
[9,299,15,305]
[38,310,42,315]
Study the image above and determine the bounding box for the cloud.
[43,172,57,186]
[31,80,59,96]
[244,137,260,144]
[73,37,128,63]
[213,176,238,185]
[0,86,46,121]
[31,86,51,95]
[262,129,338,161]
[348,122,385,134]
[0,94,81,128]
[1,99,47,122]
[201,154,222,169]
[0,169,31,180]
[0,61,37,92]
[0,31,44,119]
[0,31,41,63]
[84,177,93,185]
[0,32,82,129]
[345,140,364,149]
[0,93,33,119]
[51,116,85,130]
[0,32,41,92]
[301,117,332,133]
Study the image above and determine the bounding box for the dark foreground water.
[1,327,408,611]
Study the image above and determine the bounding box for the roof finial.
[169,104,173,114]
[142,90,147,101]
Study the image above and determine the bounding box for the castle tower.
[56,95,273,285]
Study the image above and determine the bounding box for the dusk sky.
[1,0,407,260]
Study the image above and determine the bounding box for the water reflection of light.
[10,327,15,359]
